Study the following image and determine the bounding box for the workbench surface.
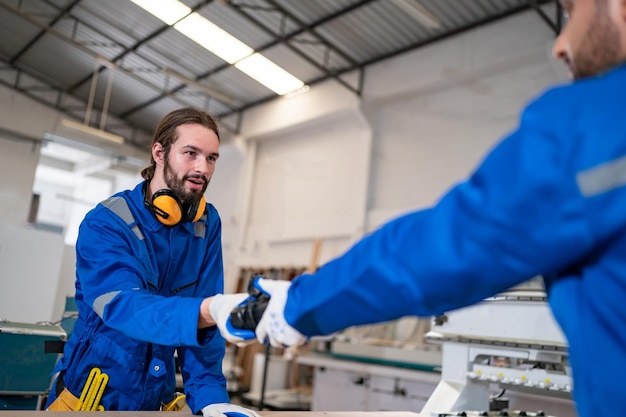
[3,412,422,416]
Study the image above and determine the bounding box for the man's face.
[553,0,624,79]
[159,123,220,206]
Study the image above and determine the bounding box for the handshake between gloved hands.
[209,274,307,348]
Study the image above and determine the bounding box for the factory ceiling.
[0,0,561,153]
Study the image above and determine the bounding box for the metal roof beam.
[123,0,376,121]
[0,2,195,144]
[10,0,82,65]
[227,0,366,97]
[528,0,561,36]
[67,0,212,94]
[219,1,555,118]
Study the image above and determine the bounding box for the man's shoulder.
[85,184,142,221]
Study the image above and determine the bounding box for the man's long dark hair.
[141,107,220,181]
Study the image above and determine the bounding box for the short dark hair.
[141,107,220,180]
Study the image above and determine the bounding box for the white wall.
[52,244,78,321]
[0,119,65,323]
[0,221,64,322]
[364,11,566,228]
[0,135,41,226]
[206,138,249,292]
[242,109,371,268]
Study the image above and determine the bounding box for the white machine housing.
[421,288,575,415]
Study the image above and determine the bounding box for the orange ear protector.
[143,184,206,226]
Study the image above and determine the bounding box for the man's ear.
[152,142,164,166]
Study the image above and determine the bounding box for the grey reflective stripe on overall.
[102,197,145,240]
[94,197,145,318]
[94,291,120,319]
[577,155,626,197]
[194,216,207,238]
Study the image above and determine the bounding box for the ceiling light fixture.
[394,0,441,29]
[235,53,305,95]
[130,0,306,95]
[174,13,253,64]
[58,119,125,144]
[54,56,125,147]
[129,0,190,25]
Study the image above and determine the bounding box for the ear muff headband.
[147,188,206,226]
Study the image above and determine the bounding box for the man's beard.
[571,2,622,79]
[163,157,208,206]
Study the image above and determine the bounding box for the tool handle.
[226,274,270,340]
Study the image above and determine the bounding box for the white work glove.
[209,293,255,346]
[202,402,260,417]
[255,278,307,347]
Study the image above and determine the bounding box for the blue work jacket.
[47,182,229,413]
[284,64,626,417]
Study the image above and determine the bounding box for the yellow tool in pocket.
[47,367,109,411]
[79,367,109,411]
[161,392,186,411]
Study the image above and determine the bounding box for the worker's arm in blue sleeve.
[177,208,231,413]
[177,330,230,413]
[284,88,593,337]
[75,205,219,348]
[178,328,230,413]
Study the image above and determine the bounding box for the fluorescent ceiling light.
[59,119,125,144]
[394,0,441,29]
[235,53,304,95]
[130,0,305,96]
[174,13,253,64]
[129,0,190,25]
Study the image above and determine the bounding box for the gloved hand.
[254,278,307,347]
[202,402,260,417]
[209,293,255,346]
